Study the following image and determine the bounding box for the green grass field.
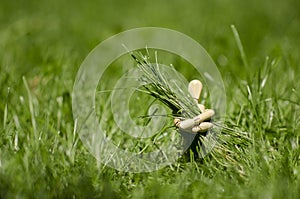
[1,0,300,198]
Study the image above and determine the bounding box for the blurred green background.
[1,0,299,77]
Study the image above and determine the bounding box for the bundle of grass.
[127,49,253,173]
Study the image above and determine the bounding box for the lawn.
[0,0,300,198]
